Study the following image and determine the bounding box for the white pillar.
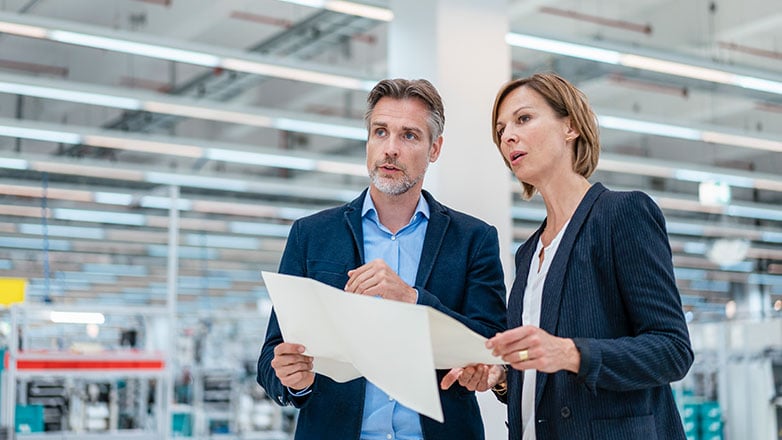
[389,1,512,438]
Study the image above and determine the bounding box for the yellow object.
[0,278,27,306]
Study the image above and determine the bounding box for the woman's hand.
[487,326,580,374]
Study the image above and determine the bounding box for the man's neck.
[368,186,422,234]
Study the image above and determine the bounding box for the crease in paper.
[262,271,501,423]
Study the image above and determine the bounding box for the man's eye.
[404,132,417,140]
[376,128,387,136]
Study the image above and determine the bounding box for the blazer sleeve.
[256,221,316,408]
[415,225,507,338]
[573,191,694,393]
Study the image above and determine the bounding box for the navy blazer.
[506,183,693,440]
[257,189,507,440]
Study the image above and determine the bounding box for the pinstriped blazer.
[505,183,693,440]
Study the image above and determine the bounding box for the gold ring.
[517,350,529,362]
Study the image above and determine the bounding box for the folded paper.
[261,271,501,422]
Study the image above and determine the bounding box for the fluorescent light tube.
[273,118,366,140]
[506,32,782,96]
[229,222,292,237]
[83,134,204,158]
[675,170,754,188]
[275,0,393,21]
[19,224,105,240]
[54,208,146,226]
[93,192,134,206]
[0,124,81,144]
[206,148,317,170]
[142,101,275,127]
[701,131,782,152]
[598,115,701,140]
[0,158,28,170]
[83,263,148,276]
[315,160,366,176]
[620,55,736,84]
[50,30,221,67]
[139,196,193,211]
[145,172,249,192]
[327,1,393,21]
[220,58,374,91]
[50,311,105,325]
[506,33,621,64]
[185,234,260,250]
[0,81,141,109]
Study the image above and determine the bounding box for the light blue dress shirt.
[359,193,429,440]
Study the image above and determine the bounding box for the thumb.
[439,368,463,390]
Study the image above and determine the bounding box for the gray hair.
[364,78,445,142]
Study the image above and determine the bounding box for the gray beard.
[369,170,421,195]
[369,153,430,196]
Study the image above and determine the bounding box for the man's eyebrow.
[401,126,424,134]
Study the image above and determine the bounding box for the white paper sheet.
[261,271,502,422]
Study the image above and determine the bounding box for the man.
[257,78,507,440]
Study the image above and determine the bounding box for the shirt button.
[560,406,571,418]
[391,235,396,241]
[386,434,392,439]
[388,396,394,401]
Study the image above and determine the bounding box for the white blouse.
[520,220,570,440]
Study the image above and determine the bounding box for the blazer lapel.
[344,189,368,265]
[507,229,542,329]
[415,190,450,286]
[535,182,607,407]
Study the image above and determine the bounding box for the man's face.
[366,97,442,196]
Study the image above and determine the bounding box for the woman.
[441,73,693,439]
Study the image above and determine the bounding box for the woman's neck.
[539,177,591,246]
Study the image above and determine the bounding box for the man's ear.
[429,135,444,162]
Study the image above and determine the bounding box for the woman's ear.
[564,118,579,141]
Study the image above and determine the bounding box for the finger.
[502,349,529,365]
[462,368,481,389]
[440,368,463,390]
[345,264,374,292]
[274,343,306,356]
[352,272,382,296]
[489,330,532,356]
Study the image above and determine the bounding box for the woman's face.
[495,85,576,187]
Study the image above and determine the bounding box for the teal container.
[15,404,44,433]
[699,401,721,420]
[172,413,192,437]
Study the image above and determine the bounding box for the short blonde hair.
[491,72,600,199]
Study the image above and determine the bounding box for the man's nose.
[384,135,401,156]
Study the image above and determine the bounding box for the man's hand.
[270,343,315,391]
[345,259,417,303]
[440,364,506,392]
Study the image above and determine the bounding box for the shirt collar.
[361,191,430,222]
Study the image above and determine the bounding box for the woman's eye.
[497,127,505,138]
[519,115,530,123]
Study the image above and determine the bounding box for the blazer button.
[560,406,571,418]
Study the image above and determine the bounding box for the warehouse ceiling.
[0,0,780,324]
